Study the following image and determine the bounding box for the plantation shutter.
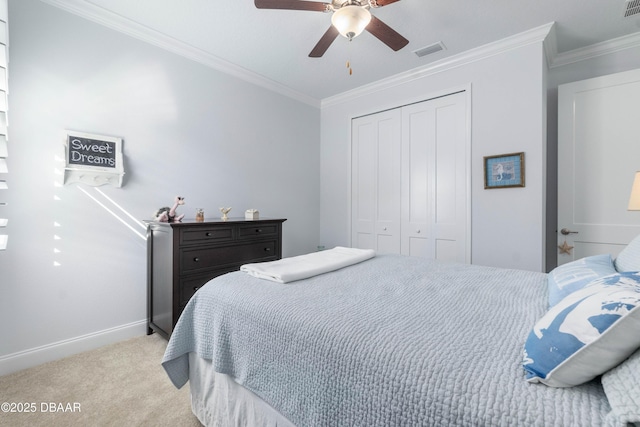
[0,0,8,250]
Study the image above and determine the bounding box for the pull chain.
[346,39,353,75]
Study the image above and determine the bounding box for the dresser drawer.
[179,267,238,306]
[180,240,277,273]
[237,223,279,240]
[179,226,234,245]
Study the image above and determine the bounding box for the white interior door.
[401,92,468,262]
[557,69,640,265]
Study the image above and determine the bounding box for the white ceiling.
[45,0,640,103]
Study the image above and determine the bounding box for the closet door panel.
[375,112,401,254]
[435,239,458,261]
[401,92,468,262]
[433,96,466,262]
[401,105,433,258]
[351,118,376,250]
[351,110,401,253]
[408,237,429,258]
[434,104,457,223]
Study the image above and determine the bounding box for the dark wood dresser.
[146,217,286,338]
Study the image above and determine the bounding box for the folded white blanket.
[240,246,376,283]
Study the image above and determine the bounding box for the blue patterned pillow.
[615,234,640,272]
[547,254,616,307]
[523,272,640,387]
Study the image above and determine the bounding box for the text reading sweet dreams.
[68,137,116,168]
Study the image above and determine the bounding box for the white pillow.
[523,272,640,387]
[615,234,640,272]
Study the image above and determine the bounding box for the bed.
[162,245,640,426]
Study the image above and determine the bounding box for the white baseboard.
[0,320,148,376]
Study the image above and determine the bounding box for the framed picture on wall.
[63,130,125,187]
[483,152,525,189]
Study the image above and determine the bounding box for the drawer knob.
[264,247,271,252]
[193,257,200,262]
[205,232,212,237]
[256,229,262,233]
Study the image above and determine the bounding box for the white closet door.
[351,109,401,253]
[401,92,468,262]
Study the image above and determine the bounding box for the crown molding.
[321,22,555,108]
[543,23,558,67]
[38,0,321,108]
[549,31,640,68]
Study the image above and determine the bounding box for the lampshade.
[331,5,371,40]
[629,171,640,211]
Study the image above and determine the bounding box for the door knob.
[560,228,578,235]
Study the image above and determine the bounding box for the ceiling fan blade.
[372,0,401,6]
[254,0,329,12]
[309,25,340,57]
[365,15,409,51]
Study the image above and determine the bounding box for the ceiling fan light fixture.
[331,5,372,40]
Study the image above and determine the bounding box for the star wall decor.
[558,240,574,255]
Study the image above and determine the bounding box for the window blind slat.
[0,0,7,23]
[0,0,7,251]
[0,112,7,134]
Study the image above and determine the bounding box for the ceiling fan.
[254,0,409,58]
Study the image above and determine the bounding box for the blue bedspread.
[162,254,610,426]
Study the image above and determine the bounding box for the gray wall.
[0,0,320,372]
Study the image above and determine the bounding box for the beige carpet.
[0,334,202,427]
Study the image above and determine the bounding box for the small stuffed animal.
[155,196,185,222]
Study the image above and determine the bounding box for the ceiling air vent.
[624,0,640,17]
[413,41,446,58]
